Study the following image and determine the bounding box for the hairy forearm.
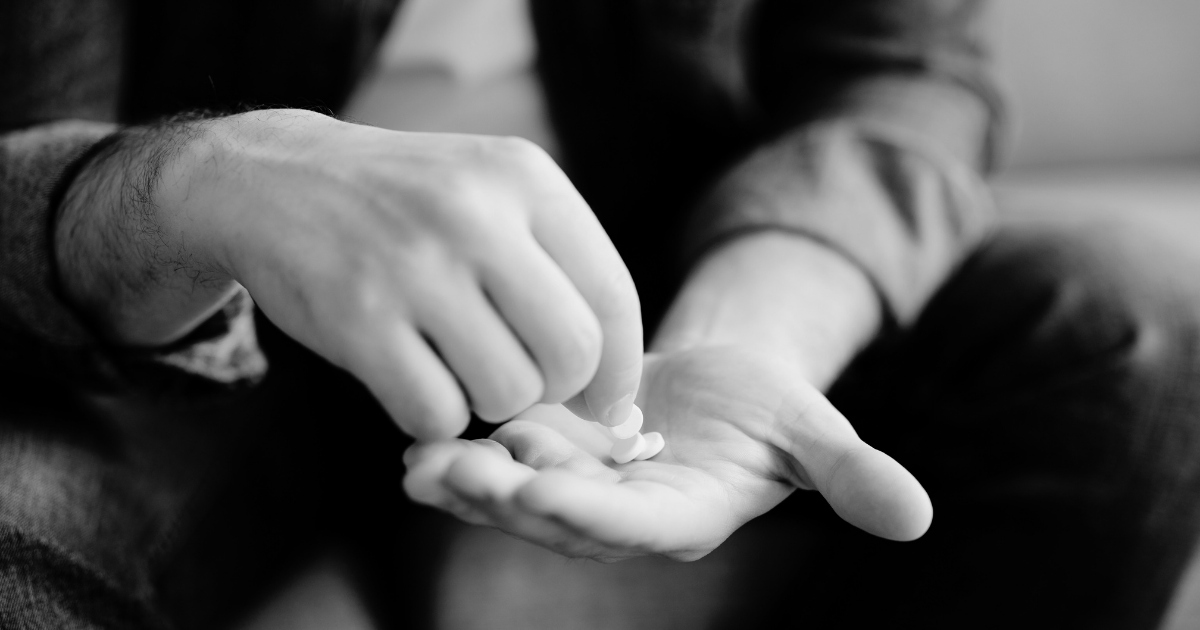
[54,116,240,346]
[653,232,881,390]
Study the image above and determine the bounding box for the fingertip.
[583,303,643,426]
[343,320,474,442]
[446,448,536,502]
[493,412,615,464]
[472,438,514,460]
[401,440,470,506]
[363,371,470,441]
[405,409,471,442]
[470,369,545,425]
[401,442,426,469]
[401,467,439,506]
[828,448,933,542]
[396,389,471,441]
[588,391,635,427]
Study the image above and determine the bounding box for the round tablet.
[610,432,646,464]
[607,404,644,440]
[634,432,665,461]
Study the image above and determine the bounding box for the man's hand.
[402,232,932,560]
[55,110,643,438]
[403,346,932,561]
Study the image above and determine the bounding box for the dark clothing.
[1,0,996,372]
[3,0,1198,629]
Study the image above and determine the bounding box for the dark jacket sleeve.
[0,0,265,388]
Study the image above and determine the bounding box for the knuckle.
[427,172,484,222]
[427,178,512,245]
[437,169,479,204]
[346,274,388,318]
[326,284,397,369]
[494,135,549,167]
[491,137,561,186]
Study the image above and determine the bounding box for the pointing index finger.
[527,175,643,427]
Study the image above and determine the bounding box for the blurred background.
[234,0,1200,628]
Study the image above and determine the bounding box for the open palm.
[403,346,932,561]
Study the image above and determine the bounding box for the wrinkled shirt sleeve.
[1,0,265,390]
[686,0,1000,325]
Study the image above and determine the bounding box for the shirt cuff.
[113,287,268,394]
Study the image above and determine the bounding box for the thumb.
[819,445,933,541]
[783,385,932,541]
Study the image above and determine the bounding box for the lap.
[0,322,434,629]
[815,212,1200,628]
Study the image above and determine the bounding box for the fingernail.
[607,404,643,440]
[601,394,635,427]
[610,432,646,464]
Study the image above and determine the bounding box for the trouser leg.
[0,318,442,630]
[154,323,446,630]
[777,214,1200,628]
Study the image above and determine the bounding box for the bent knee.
[942,217,1200,377]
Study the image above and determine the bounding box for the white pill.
[633,432,665,461]
[607,404,644,440]
[610,432,646,465]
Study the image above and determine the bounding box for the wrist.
[55,119,243,346]
[653,231,881,389]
